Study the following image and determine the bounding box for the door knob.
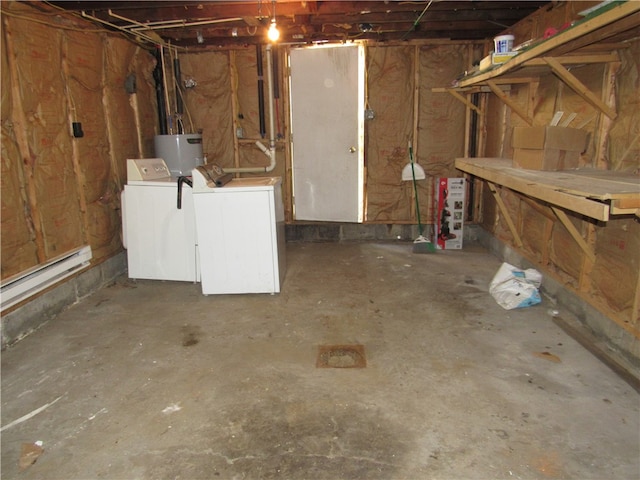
[349,146,357,153]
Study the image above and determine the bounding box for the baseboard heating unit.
[1,245,92,312]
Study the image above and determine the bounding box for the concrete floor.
[1,242,638,479]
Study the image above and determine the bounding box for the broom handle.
[409,143,423,236]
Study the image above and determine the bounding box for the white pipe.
[107,9,242,32]
[81,11,162,46]
[265,44,277,158]
[131,17,243,31]
[225,44,277,173]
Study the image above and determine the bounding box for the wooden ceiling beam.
[44,0,550,47]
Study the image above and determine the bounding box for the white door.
[289,44,364,222]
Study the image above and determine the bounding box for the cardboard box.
[435,178,466,250]
[512,126,588,171]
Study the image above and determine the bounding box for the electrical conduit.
[225,44,276,173]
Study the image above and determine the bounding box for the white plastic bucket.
[494,34,514,53]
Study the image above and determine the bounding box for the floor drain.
[316,344,366,368]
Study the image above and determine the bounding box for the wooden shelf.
[434,2,640,123]
[455,1,640,88]
[455,158,640,221]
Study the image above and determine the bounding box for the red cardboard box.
[435,178,466,250]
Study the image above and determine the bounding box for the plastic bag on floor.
[489,262,542,310]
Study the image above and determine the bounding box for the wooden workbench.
[455,157,640,221]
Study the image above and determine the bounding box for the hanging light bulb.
[267,0,279,42]
[267,18,280,42]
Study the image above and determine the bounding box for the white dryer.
[191,165,286,295]
[122,158,199,282]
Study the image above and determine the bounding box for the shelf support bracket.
[445,89,483,115]
[543,57,617,119]
[487,182,523,248]
[486,80,533,125]
[550,206,596,262]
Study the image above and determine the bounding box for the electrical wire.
[3,4,156,53]
[1,5,107,32]
[400,0,433,41]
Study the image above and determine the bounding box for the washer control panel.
[127,158,171,181]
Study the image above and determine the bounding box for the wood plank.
[568,169,640,186]
[230,50,241,170]
[551,207,596,262]
[487,182,523,248]
[610,205,640,216]
[523,53,618,66]
[596,61,620,168]
[611,198,640,209]
[456,2,640,88]
[446,89,482,115]
[455,158,612,221]
[457,158,640,197]
[553,315,640,391]
[62,37,89,238]
[486,80,533,125]
[549,10,640,57]
[543,56,617,119]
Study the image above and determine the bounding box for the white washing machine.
[191,165,286,295]
[122,158,199,282]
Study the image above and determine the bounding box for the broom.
[408,142,436,254]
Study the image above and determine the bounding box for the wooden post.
[595,61,621,169]
[131,46,145,159]
[61,36,90,245]
[102,37,124,193]
[578,223,596,292]
[282,46,294,223]
[229,50,241,172]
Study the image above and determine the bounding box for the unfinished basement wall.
[1,5,156,284]
[177,47,291,219]
[178,42,478,225]
[471,1,640,359]
[2,2,478,335]
[364,43,481,223]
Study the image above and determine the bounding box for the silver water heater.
[154,134,204,176]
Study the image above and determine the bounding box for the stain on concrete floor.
[316,345,366,368]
